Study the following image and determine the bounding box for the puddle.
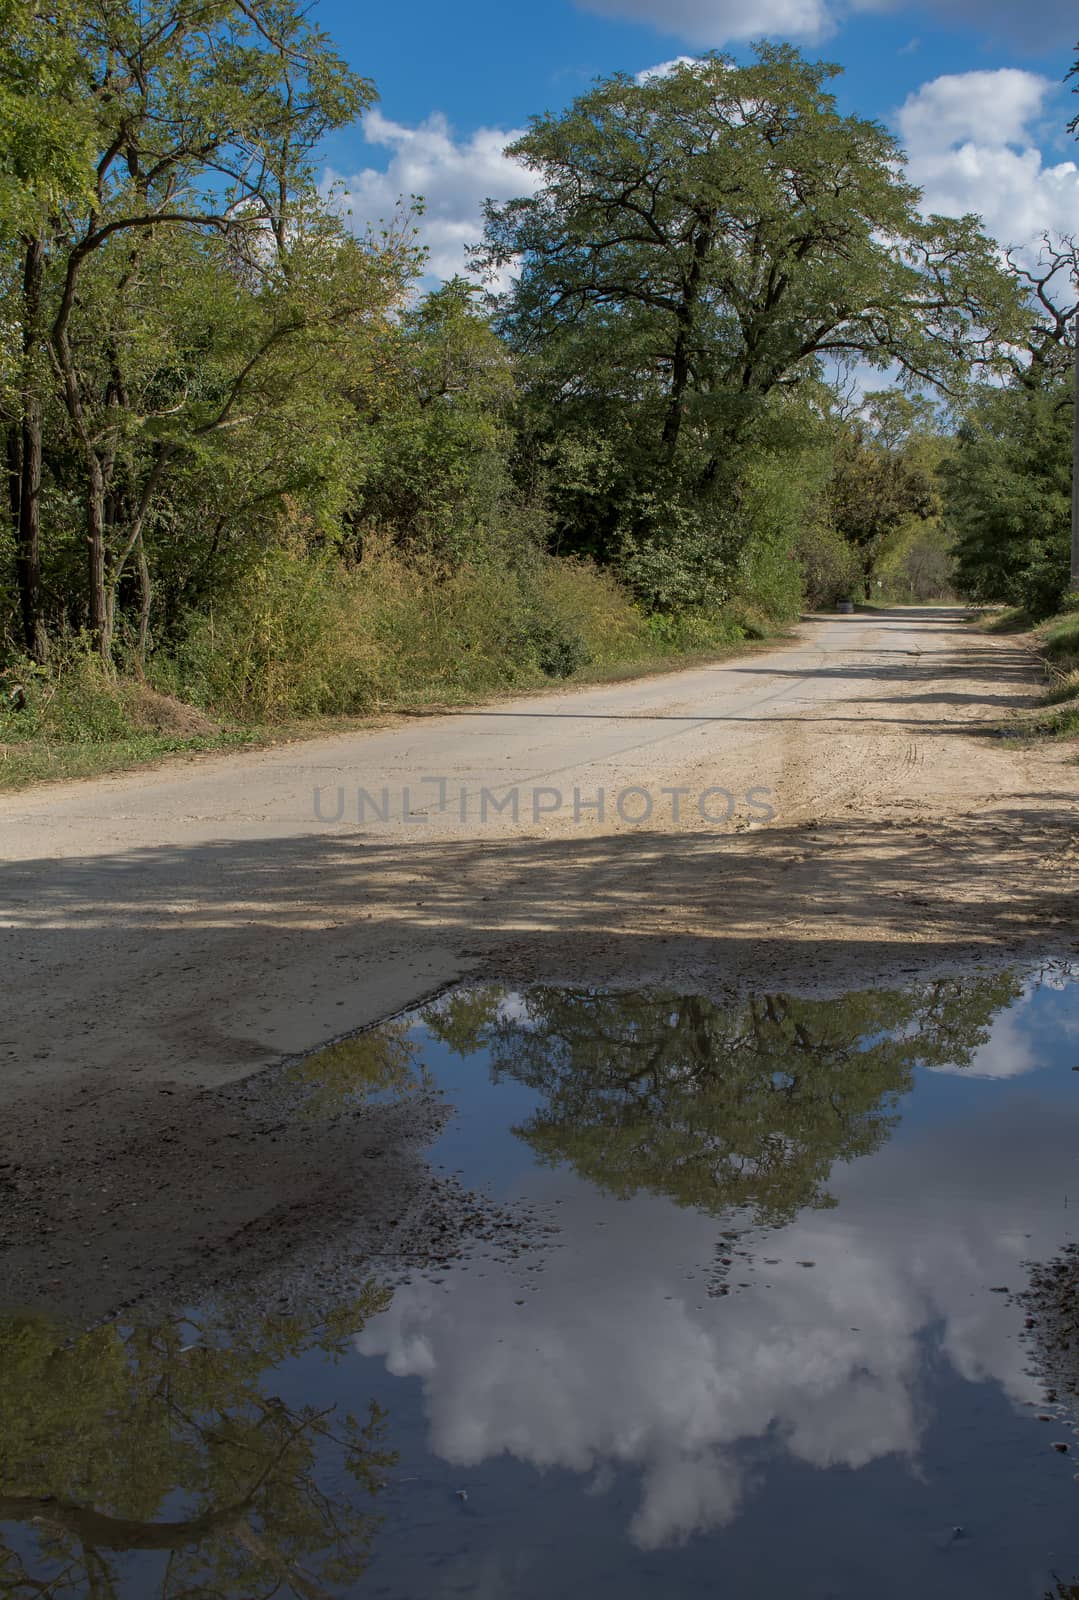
[5,966,1079,1596]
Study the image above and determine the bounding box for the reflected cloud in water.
[358,974,1079,1549]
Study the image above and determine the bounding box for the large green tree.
[1,0,397,659]
[942,236,1078,616]
[425,974,1021,1225]
[477,48,1025,601]
[945,376,1073,616]
[0,1289,395,1597]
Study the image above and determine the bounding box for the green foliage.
[2,0,398,659]
[166,541,656,719]
[423,974,1022,1225]
[349,278,523,565]
[795,520,863,609]
[0,637,220,742]
[945,380,1073,618]
[0,1,95,241]
[0,1291,395,1596]
[480,46,1022,607]
[643,607,746,653]
[614,487,741,613]
[827,421,938,589]
[876,521,957,602]
[0,17,1051,750]
[166,546,381,720]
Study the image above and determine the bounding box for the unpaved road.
[2,606,1077,1317]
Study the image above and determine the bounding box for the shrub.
[168,541,656,718]
[795,522,862,609]
[1,647,134,743]
[0,637,218,752]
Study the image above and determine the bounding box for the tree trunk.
[136,531,151,667]
[661,219,712,461]
[87,462,110,659]
[15,235,47,661]
[5,419,20,537]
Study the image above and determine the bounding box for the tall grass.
[0,545,785,787]
[163,542,751,720]
[1038,611,1079,671]
[1033,611,1079,739]
[0,640,255,788]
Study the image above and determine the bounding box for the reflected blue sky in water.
[342,969,1079,1595]
[7,969,1079,1597]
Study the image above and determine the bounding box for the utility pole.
[1073,311,1079,590]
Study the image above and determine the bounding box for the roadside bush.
[795,521,862,609]
[644,608,746,652]
[167,541,657,717]
[521,556,649,669]
[163,549,383,719]
[1,645,138,743]
[1,639,216,740]
[1039,611,1079,672]
[735,456,818,622]
[1,529,795,780]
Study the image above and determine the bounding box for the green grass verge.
[988,608,1079,750]
[973,606,1037,635]
[0,728,267,790]
[1038,610,1079,669]
[0,629,794,793]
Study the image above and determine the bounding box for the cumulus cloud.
[358,1087,1075,1549]
[579,0,834,45]
[575,0,1077,48]
[323,109,537,283]
[899,67,1047,151]
[635,54,700,82]
[325,61,1079,294]
[897,70,1079,256]
[927,1007,1038,1078]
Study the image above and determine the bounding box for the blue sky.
[313,0,1079,281]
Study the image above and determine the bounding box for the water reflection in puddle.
[5,966,1079,1597]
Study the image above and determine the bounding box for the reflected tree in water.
[0,1285,395,1598]
[426,975,1021,1224]
[285,1017,429,1116]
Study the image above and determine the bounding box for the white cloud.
[928,1006,1038,1078]
[635,55,700,82]
[898,68,1047,152]
[580,0,833,44]
[575,0,1077,48]
[907,0,1077,48]
[323,110,537,284]
[897,70,1079,257]
[359,1085,1076,1550]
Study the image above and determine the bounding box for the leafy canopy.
[425,974,1021,1226]
[481,46,1025,447]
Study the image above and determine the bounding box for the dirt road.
[2,606,1077,1316]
